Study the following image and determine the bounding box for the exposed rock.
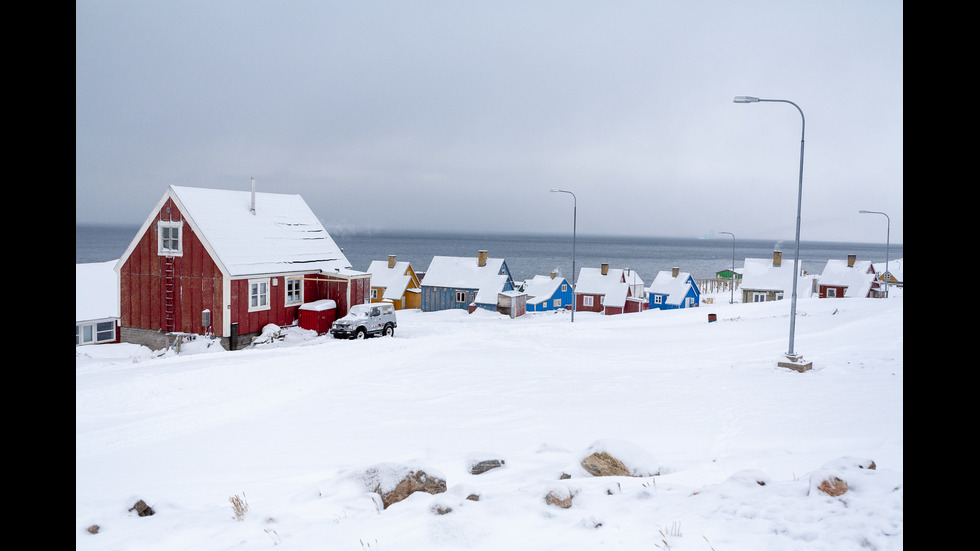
[432,504,453,515]
[367,468,447,509]
[581,451,632,477]
[469,459,505,475]
[578,440,660,477]
[545,491,573,509]
[817,476,849,497]
[129,499,155,517]
[558,472,571,480]
[465,493,480,501]
[86,525,100,534]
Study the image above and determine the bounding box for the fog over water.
[77,225,901,284]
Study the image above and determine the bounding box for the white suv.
[330,303,397,339]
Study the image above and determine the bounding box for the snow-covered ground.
[76,284,903,550]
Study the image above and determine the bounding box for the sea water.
[77,224,902,284]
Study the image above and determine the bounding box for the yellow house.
[366,255,422,310]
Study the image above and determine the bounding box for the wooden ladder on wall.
[164,257,176,332]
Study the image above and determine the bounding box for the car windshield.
[349,306,375,318]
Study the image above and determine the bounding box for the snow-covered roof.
[818,259,877,298]
[739,257,810,293]
[575,267,628,308]
[647,270,693,306]
[366,260,414,301]
[522,274,568,305]
[298,299,337,311]
[76,260,119,322]
[128,185,355,277]
[421,255,511,305]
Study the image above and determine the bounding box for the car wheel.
[355,328,367,340]
[383,324,394,337]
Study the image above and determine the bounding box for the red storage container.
[298,299,337,335]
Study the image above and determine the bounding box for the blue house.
[522,272,573,313]
[420,250,516,312]
[647,267,701,310]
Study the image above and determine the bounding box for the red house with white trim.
[573,264,647,315]
[115,184,370,350]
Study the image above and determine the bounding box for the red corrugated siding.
[119,199,226,336]
[576,294,604,313]
[229,275,309,335]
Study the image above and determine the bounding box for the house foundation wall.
[121,327,259,352]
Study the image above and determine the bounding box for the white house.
[739,251,814,303]
[76,260,120,346]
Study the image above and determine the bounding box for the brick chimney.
[672,267,679,278]
[388,255,397,268]
[478,250,488,267]
[550,271,557,279]
[847,254,856,267]
[601,263,609,275]
[773,251,782,267]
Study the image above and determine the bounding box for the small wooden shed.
[497,291,527,318]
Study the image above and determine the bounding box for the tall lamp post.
[858,210,890,299]
[718,231,735,304]
[734,95,807,364]
[550,189,577,322]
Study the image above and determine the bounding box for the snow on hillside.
[76,275,902,550]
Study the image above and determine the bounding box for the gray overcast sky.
[76,0,903,244]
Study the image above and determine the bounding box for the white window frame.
[76,320,116,346]
[753,292,767,302]
[157,220,183,257]
[654,295,663,305]
[455,290,468,303]
[553,298,561,308]
[561,283,568,292]
[285,277,303,305]
[583,295,594,307]
[370,288,379,300]
[249,278,271,312]
[826,288,836,298]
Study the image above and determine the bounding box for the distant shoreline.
[75,224,901,249]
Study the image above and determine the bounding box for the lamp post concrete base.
[778,355,812,373]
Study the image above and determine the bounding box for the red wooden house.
[115,185,370,350]
[573,264,647,315]
[815,254,882,298]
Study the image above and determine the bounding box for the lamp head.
[733,96,760,103]
[858,210,871,213]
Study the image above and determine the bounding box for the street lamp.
[858,210,890,298]
[718,232,735,304]
[550,189,577,322]
[734,95,807,364]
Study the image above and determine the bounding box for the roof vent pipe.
[250,177,256,215]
